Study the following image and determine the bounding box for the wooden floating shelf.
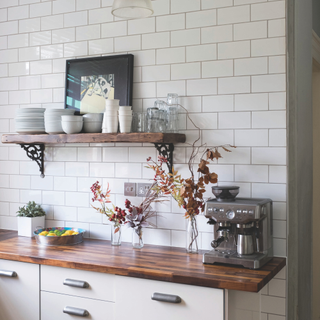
[1,132,186,145]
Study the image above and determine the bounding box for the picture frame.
[64,54,134,114]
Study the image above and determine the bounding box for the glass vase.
[132,227,143,249]
[111,224,121,246]
[186,216,198,253]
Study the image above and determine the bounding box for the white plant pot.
[17,216,45,237]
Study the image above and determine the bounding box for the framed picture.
[64,54,134,114]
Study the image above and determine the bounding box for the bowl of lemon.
[34,227,85,246]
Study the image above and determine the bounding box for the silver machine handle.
[63,306,89,317]
[151,292,182,303]
[0,270,17,277]
[63,278,89,288]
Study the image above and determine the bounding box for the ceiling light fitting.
[111,0,154,19]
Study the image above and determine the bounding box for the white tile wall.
[0,1,287,318]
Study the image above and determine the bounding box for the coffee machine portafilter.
[203,186,273,269]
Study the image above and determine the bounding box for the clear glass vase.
[186,216,198,253]
[111,224,121,246]
[132,227,143,249]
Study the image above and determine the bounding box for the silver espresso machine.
[203,186,273,269]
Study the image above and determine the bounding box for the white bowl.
[105,99,119,106]
[118,110,133,115]
[61,121,83,134]
[61,115,83,122]
[83,121,102,133]
[83,113,103,121]
[119,106,132,111]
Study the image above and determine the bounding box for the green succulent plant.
[16,201,45,218]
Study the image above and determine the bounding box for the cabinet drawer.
[0,260,39,320]
[41,291,114,320]
[115,276,224,320]
[41,265,115,302]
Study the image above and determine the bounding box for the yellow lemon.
[47,234,56,237]
[39,231,48,236]
[64,230,74,235]
[61,234,68,236]
[72,232,79,235]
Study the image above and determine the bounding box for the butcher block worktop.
[0,230,285,293]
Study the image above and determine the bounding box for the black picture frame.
[64,54,134,114]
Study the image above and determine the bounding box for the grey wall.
[314,0,320,35]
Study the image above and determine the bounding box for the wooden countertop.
[0,230,285,293]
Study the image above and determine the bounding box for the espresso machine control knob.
[226,209,235,220]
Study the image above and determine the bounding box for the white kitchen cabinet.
[41,291,114,320]
[115,275,224,320]
[41,265,115,302]
[0,259,39,320]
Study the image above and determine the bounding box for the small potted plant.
[16,201,46,237]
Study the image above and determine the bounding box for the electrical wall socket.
[124,182,136,197]
[137,183,152,197]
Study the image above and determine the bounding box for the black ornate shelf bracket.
[20,144,45,178]
[154,143,174,174]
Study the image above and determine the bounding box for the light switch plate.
[124,182,136,197]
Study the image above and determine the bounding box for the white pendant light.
[111,0,154,19]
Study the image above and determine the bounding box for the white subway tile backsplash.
[202,129,234,146]
[9,90,30,104]
[235,165,268,182]
[30,59,52,74]
[66,162,89,177]
[64,41,88,57]
[43,191,65,205]
[273,238,286,257]
[269,19,286,38]
[218,76,250,94]
[0,49,18,63]
[8,5,28,20]
[89,38,113,55]
[66,191,89,207]
[31,88,52,103]
[142,65,170,82]
[54,206,77,221]
[89,7,112,24]
[0,9,7,22]
[171,29,200,47]
[90,163,115,177]
[0,64,8,77]
[202,0,233,9]
[203,95,233,112]
[218,5,250,25]
[203,60,233,78]
[234,21,267,41]
[54,177,77,191]
[30,2,51,18]
[19,18,40,33]
[19,46,40,61]
[41,15,63,30]
[251,1,286,21]
[0,36,7,50]
[252,183,286,202]
[273,220,287,239]
[269,129,286,147]
[64,11,87,28]
[129,17,155,35]
[219,111,251,129]
[171,0,200,13]
[187,78,217,96]
[30,31,51,46]
[252,74,286,93]
[156,14,184,32]
[269,92,286,110]
[235,93,268,111]
[186,113,217,130]
[261,295,286,315]
[8,34,28,49]
[76,0,100,11]
[19,76,41,90]
[218,41,250,59]
[157,80,185,97]
[253,147,286,165]
[269,55,286,74]
[186,44,217,62]
[235,129,268,146]
[41,74,64,88]
[0,77,18,91]
[235,57,268,76]
[142,32,169,50]
[76,25,100,41]
[102,21,127,38]
[201,25,233,44]
[172,62,200,80]
[156,47,185,65]
[115,163,141,178]
[186,9,216,29]
[133,82,156,98]
[252,110,286,128]
[53,0,75,14]
[252,37,286,57]
[116,35,141,52]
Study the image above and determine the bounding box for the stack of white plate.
[44,109,75,134]
[15,108,46,134]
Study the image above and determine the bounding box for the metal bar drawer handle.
[151,292,182,304]
[63,306,89,317]
[0,270,17,277]
[63,278,89,288]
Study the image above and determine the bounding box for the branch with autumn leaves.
[146,145,235,220]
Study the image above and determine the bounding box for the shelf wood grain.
[0,230,285,293]
[1,133,186,144]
